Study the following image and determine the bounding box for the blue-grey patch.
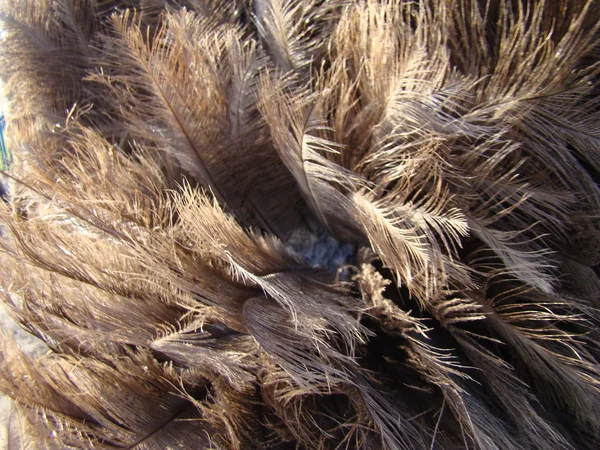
[288,227,355,275]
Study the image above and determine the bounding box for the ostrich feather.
[1,1,600,449]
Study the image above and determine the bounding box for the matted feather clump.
[1,0,600,448]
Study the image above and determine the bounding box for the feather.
[1,1,600,449]
[258,78,367,242]
[253,0,341,77]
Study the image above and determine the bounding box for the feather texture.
[1,1,600,449]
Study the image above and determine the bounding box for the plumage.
[1,0,600,448]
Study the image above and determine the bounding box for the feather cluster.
[1,0,600,448]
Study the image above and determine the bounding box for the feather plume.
[1,1,600,449]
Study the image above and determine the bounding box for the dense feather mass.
[0,0,600,448]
